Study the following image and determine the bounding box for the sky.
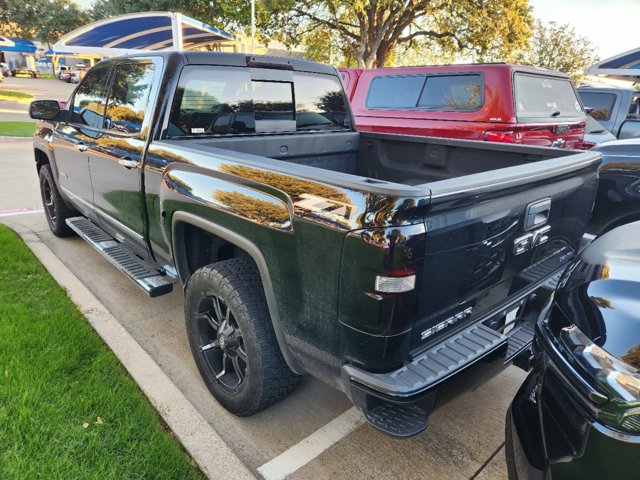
[71,0,638,62]
[530,0,638,60]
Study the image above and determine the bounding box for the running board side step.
[66,217,175,297]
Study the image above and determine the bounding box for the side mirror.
[29,100,62,121]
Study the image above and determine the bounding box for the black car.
[588,139,640,236]
[506,221,640,479]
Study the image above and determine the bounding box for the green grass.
[0,226,205,480]
[0,122,36,137]
[0,90,33,103]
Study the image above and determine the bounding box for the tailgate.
[410,151,600,351]
[517,121,586,149]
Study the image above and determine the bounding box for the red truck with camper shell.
[340,63,587,149]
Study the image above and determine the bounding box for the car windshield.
[514,73,585,120]
[167,66,350,138]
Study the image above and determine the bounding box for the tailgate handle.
[525,198,551,231]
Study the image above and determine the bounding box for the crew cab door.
[53,64,112,217]
[89,59,160,254]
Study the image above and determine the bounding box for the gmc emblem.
[513,225,551,256]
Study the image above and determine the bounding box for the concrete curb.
[17,229,257,480]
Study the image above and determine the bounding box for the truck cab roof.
[100,51,338,76]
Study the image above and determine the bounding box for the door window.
[418,75,483,111]
[69,66,111,130]
[366,75,425,109]
[366,73,483,111]
[105,63,156,134]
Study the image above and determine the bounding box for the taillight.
[580,141,596,150]
[375,268,416,293]
[483,130,522,144]
[560,325,640,433]
[340,224,425,335]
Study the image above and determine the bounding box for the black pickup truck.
[29,52,601,437]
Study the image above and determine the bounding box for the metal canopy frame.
[585,46,640,81]
[49,11,238,57]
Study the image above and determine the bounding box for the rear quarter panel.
[145,141,429,387]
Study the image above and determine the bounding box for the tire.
[185,258,300,416]
[39,164,76,237]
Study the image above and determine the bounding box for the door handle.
[118,157,139,169]
[75,142,88,152]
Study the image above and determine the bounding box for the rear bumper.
[342,308,538,436]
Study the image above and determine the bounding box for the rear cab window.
[578,91,617,121]
[514,73,585,122]
[166,66,349,138]
[365,74,483,111]
[580,92,616,120]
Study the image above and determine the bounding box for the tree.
[260,0,534,68]
[37,0,91,46]
[514,20,599,80]
[0,0,88,45]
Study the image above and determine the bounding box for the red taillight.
[580,141,596,150]
[484,130,522,144]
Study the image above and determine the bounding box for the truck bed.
[162,130,592,195]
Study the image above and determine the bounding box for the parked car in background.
[340,64,587,149]
[0,62,9,77]
[506,221,640,480]
[56,65,72,79]
[583,115,616,147]
[59,70,73,82]
[578,87,640,140]
[587,139,640,236]
[70,67,87,84]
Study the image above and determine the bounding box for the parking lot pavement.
[0,138,527,479]
[0,76,76,99]
[0,76,76,122]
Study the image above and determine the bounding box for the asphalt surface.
[0,138,528,479]
[0,76,75,122]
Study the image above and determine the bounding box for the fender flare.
[171,211,302,374]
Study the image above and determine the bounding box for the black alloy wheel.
[185,258,300,416]
[38,164,76,237]
[195,293,248,392]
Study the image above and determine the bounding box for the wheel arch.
[34,147,50,171]
[171,211,302,374]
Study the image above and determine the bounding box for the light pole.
[251,0,255,53]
